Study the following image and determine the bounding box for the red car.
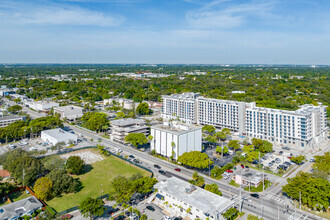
[226,169,233,173]
[240,164,245,168]
[174,168,181,172]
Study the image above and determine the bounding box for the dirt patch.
[60,149,104,164]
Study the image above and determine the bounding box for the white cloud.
[0,2,124,27]
[186,0,277,29]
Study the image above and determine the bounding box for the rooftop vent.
[184,185,197,194]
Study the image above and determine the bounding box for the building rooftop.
[162,92,200,100]
[155,177,234,216]
[54,105,83,111]
[0,115,23,121]
[41,128,77,140]
[111,118,146,127]
[0,196,43,219]
[151,122,201,135]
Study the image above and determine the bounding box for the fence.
[47,146,153,216]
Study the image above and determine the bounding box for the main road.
[66,124,324,220]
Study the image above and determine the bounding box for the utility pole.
[299,191,301,211]
[22,168,25,187]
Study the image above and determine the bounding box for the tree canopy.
[313,152,330,173]
[81,112,109,132]
[124,133,148,148]
[65,156,85,174]
[204,183,222,196]
[202,125,216,134]
[34,177,53,201]
[79,197,105,218]
[7,105,22,114]
[178,151,213,169]
[136,102,151,115]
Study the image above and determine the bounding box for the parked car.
[146,205,155,211]
[282,146,290,150]
[279,151,284,155]
[164,216,171,220]
[174,168,181,172]
[240,164,245,168]
[129,155,135,159]
[275,158,281,164]
[226,169,233,173]
[310,158,315,162]
[61,214,73,219]
[284,161,292,167]
[154,164,161,169]
[250,193,259,199]
[252,160,259,165]
[245,165,250,169]
[159,170,166,175]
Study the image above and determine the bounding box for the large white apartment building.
[161,93,327,148]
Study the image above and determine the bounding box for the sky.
[0,0,329,64]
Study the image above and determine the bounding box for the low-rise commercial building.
[0,115,25,128]
[0,196,43,220]
[25,101,59,112]
[53,105,83,121]
[150,122,202,160]
[154,177,235,220]
[110,118,149,143]
[41,128,77,146]
[232,172,265,188]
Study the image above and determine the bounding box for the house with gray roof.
[0,196,43,220]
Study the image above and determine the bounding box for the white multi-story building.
[150,122,202,160]
[246,103,327,148]
[110,118,149,143]
[53,105,83,121]
[154,177,235,220]
[0,115,25,128]
[161,93,327,148]
[161,93,198,124]
[26,101,59,112]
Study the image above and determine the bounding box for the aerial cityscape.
[0,1,329,220]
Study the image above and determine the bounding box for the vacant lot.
[47,149,150,212]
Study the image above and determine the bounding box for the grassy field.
[47,149,150,212]
[10,190,32,202]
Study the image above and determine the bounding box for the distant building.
[154,177,235,220]
[53,105,83,121]
[0,196,43,220]
[162,93,327,148]
[0,115,25,128]
[41,128,77,146]
[150,122,202,160]
[231,91,245,94]
[0,89,15,97]
[104,98,137,110]
[110,118,149,143]
[26,101,59,112]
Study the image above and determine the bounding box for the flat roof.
[155,177,234,216]
[151,123,201,135]
[0,196,43,219]
[54,105,83,111]
[41,128,77,140]
[0,115,23,121]
[111,118,145,127]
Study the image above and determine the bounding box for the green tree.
[47,169,80,197]
[246,151,259,163]
[81,112,109,132]
[189,171,205,187]
[282,172,330,210]
[34,177,53,201]
[228,140,240,151]
[178,151,213,169]
[222,207,238,220]
[313,152,330,173]
[7,105,22,114]
[204,183,222,196]
[65,156,85,174]
[247,214,263,220]
[124,133,148,148]
[147,135,153,142]
[42,156,65,171]
[115,111,125,119]
[290,155,305,165]
[79,197,105,218]
[136,102,151,115]
[0,182,14,194]
[243,145,254,153]
[202,125,216,134]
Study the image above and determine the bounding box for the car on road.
[133,159,140,164]
[174,168,181,172]
[129,155,135,159]
[250,193,259,198]
[83,138,87,141]
[226,169,233,173]
[159,170,166,175]
[61,214,73,219]
[154,164,161,169]
[146,205,155,211]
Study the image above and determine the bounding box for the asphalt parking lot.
[136,202,167,220]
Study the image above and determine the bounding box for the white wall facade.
[150,127,202,159]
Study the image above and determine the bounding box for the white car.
[163,216,171,220]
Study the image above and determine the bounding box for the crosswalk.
[287,212,310,220]
[267,193,287,205]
